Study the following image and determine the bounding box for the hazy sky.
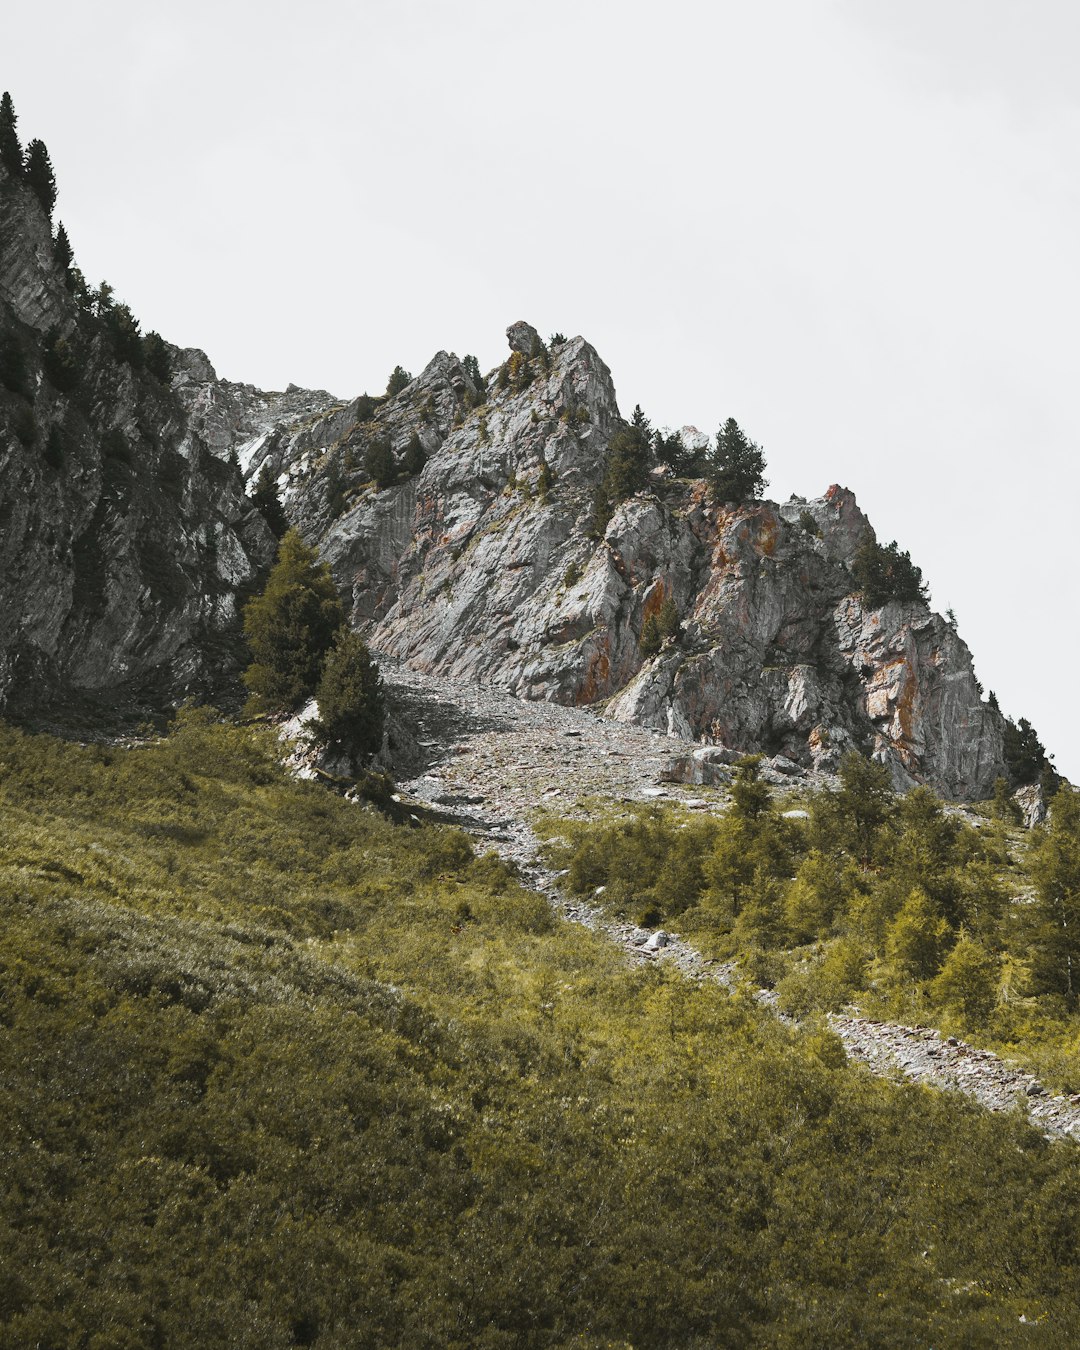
[7,0,1079,779]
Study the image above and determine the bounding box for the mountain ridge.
[170,320,1011,800]
[0,140,1028,799]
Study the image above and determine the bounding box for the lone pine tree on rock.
[708,418,767,503]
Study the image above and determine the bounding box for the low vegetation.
[1,721,1080,1344]
[541,753,1080,1094]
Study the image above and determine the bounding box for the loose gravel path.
[382,658,1080,1141]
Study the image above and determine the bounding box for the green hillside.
[1,714,1078,1347]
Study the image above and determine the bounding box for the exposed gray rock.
[506,319,542,355]
[1014,782,1049,829]
[176,320,1010,802]
[0,167,274,716]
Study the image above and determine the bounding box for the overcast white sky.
[7,0,1079,779]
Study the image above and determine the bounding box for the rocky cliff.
[0,159,273,718]
[172,319,1008,800]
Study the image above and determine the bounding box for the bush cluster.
[2,720,1080,1343]
[543,754,1080,1087]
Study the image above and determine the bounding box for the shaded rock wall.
[0,165,274,715]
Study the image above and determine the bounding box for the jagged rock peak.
[159,317,1011,800]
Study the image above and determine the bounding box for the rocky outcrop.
[0,165,274,716]
[178,322,1006,799]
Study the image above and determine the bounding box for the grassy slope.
[1,713,1078,1348]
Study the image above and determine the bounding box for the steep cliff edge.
[0,159,273,716]
[174,320,1007,799]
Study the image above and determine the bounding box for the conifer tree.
[53,221,74,274]
[142,331,172,382]
[0,92,21,175]
[252,461,289,539]
[103,301,143,367]
[1028,788,1080,1003]
[24,139,57,218]
[537,453,553,502]
[385,365,412,398]
[587,481,613,540]
[852,533,928,608]
[657,595,681,641]
[653,427,687,474]
[708,418,767,503]
[53,223,73,268]
[1003,715,1051,789]
[242,529,344,712]
[314,627,385,761]
[365,437,396,490]
[462,353,484,399]
[886,887,950,981]
[991,776,1021,824]
[639,613,662,657]
[930,936,998,1024]
[604,405,653,504]
[401,432,427,477]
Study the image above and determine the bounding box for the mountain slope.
[176,320,1008,800]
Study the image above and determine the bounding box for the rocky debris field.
[384,658,1080,1142]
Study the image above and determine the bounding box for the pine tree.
[657,595,680,641]
[142,331,172,382]
[708,418,767,503]
[401,432,427,477]
[991,777,1021,824]
[1028,788,1080,1004]
[252,462,289,539]
[886,887,950,981]
[639,613,662,657]
[537,453,553,502]
[314,627,385,761]
[587,481,613,540]
[462,354,485,400]
[385,365,412,398]
[852,533,928,608]
[653,428,686,474]
[930,936,998,1024]
[604,405,653,504]
[24,139,57,219]
[729,755,772,821]
[0,92,21,175]
[1003,716,1050,789]
[102,301,143,367]
[242,529,344,712]
[53,221,74,274]
[365,438,396,490]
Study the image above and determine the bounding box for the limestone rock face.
[0,168,274,715]
[184,325,1006,799]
